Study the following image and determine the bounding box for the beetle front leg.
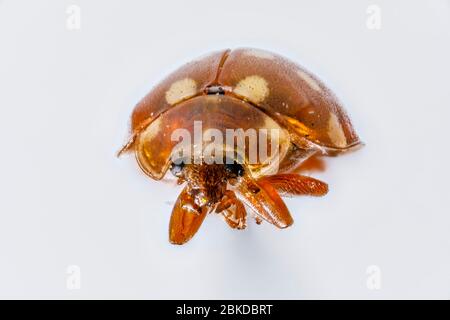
[234,176,293,228]
[169,186,208,245]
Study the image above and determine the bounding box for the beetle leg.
[215,190,235,213]
[223,205,247,230]
[234,176,293,228]
[257,173,328,197]
[254,216,263,225]
[169,186,208,245]
[216,190,247,230]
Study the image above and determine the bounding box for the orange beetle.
[119,48,362,245]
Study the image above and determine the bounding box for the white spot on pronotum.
[234,75,269,104]
[297,70,322,92]
[141,117,162,142]
[366,5,382,30]
[165,78,197,105]
[327,113,347,148]
[243,49,275,60]
[66,5,81,30]
[136,117,164,174]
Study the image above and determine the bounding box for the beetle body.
[119,48,362,244]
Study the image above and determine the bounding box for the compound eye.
[170,161,185,177]
[224,161,244,177]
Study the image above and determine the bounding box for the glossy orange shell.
[122,48,361,179]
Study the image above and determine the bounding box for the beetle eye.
[224,161,244,177]
[170,161,185,177]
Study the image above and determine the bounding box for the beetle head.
[167,156,294,244]
[169,159,245,207]
[169,157,292,228]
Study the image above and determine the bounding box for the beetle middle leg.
[215,190,247,229]
[257,173,328,197]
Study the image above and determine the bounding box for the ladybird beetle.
[119,48,362,245]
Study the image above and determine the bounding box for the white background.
[0,0,449,299]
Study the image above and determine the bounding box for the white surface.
[0,0,449,299]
